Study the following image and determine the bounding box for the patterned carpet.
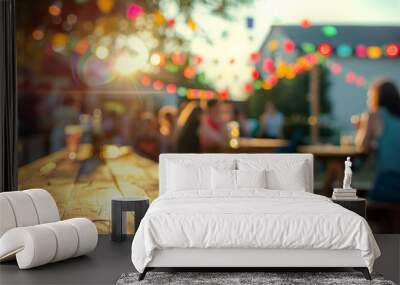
[116,271,395,285]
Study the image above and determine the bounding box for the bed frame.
[138,154,372,281]
[139,248,371,280]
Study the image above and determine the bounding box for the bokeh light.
[337,44,352,57]
[322,25,337,37]
[385,44,399,58]
[32,29,45,41]
[49,4,62,17]
[97,0,114,14]
[126,3,144,20]
[301,42,315,53]
[95,46,109,59]
[355,44,367,58]
[317,43,333,57]
[367,46,382,59]
[115,53,137,76]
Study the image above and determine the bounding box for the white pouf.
[0,189,98,269]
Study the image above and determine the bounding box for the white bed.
[131,154,380,280]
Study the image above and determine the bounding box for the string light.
[126,3,144,20]
[166,84,177,94]
[301,42,315,53]
[283,39,295,53]
[355,44,367,58]
[300,19,311,29]
[250,52,261,62]
[95,46,109,59]
[386,44,399,58]
[262,58,275,73]
[322,25,337,37]
[367,46,382,59]
[32,29,45,41]
[317,43,333,57]
[337,44,352,58]
[251,69,260,80]
[153,80,164,91]
[345,72,356,84]
[183,66,196,79]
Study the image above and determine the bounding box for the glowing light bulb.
[150,53,161,66]
[115,54,137,76]
[95,46,109,59]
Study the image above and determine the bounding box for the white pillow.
[167,160,235,192]
[211,169,236,190]
[237,159,307,191]
[237,169,267,189]
[167,163,210,191]
[211,169,267,190]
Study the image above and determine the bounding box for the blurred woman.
[176,102,203,153]
[355,79,400,202]
[259,101,284,139]
[158,106,178,153]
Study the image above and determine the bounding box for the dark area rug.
[116,271,396,285]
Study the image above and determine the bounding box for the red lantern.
[317,43,333,57]
[250,52,261,62]
[153,80,164,90]
[141,75,151,86]
[219,89,229,100]
[244,83,253,93]
[166,83,177,94]
[300,19,311,29]
[283,39,295,53]
[386,43,399,58]
[183,66,196,79]
[251,69,260,80]
[262,58,275,73]
[166,19,175,28]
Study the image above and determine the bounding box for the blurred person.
[50,96,80,152]
[259,101,284,139]
[134,112,159,160]
[176,102,203,153]
[355,79,400,202]
[158,106,178,153]
[199,99,230,152]
[233,108,251,137]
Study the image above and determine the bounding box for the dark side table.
[111,197,149,242]
[331,198,366,218]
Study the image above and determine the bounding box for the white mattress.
[131,190,380,273]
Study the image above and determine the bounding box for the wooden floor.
[18,145,159,234]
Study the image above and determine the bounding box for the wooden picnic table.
[18,144,159,234]
[298,144,365,195]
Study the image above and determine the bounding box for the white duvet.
[131,190,380,273]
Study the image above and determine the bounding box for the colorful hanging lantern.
[141,75,151,86]
[153,80,164,91]
[262,58,275,73]
[337,44,352,57]
[250,52,261,62]
[187,17,197,30]
[166,19,175,28]
[244,83,253,93]
[219,89,229,100]
[355,44,367,58]
[166,84,177,94]
[301,42,315,53]
[367,46,382,59]
[385,43,399,58]
[317,43,333,57]
[126,3,144,20]
[153,10,165,26]
[171,52,185,65]
[251,69,260,80]
[183,66,196,79]
[268,39,279,52]
[97,0,114,14]
[300,19,311,29]
[177,87,187,97]
[283,39,296,53]
[322,25,337,37]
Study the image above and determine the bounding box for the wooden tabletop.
[229,138,289,153]
[18,144,159,234]
[297,144,364,158]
